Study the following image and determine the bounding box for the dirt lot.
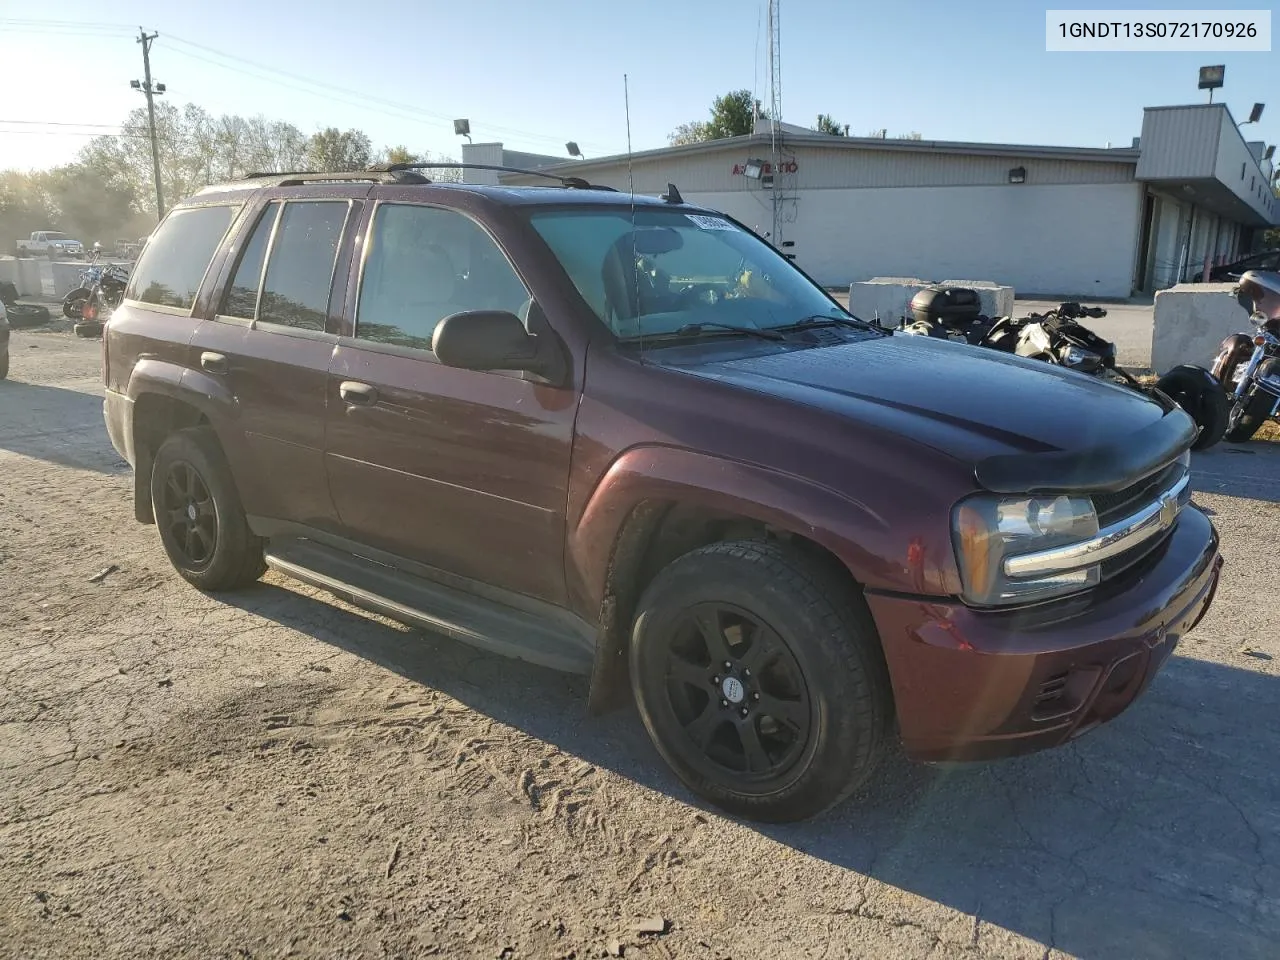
[2,329,1279,960]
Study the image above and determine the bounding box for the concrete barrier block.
[847,278,933,326]
[16,259,43,298]
[1150,283,1243,374]
[0,257,17,287]
[50,261,84,298]
[848,277,1015,326]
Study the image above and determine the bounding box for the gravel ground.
[2,329,1279,960]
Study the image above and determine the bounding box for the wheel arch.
[126,363,235,523]
[578,447,895,715]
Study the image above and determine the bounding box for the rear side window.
[220,202,279,320]
[257,201,349,331]
[127,205,236,310]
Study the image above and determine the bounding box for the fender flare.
[572,445,922,715]
[570,445,896,615]
[126,357,238,419]
[124,359,239,522]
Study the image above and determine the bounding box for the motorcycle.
[1211,269,1280,443]
[901,287,1228,450]
[63,256,130,338]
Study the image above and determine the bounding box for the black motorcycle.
[901,287,1228,450]
[1211,269,1280,443]
[63,256,129,338]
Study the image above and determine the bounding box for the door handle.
[200,351,228,375]
[339,381,378,406]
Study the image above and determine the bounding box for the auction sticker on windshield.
[686,215,736,231]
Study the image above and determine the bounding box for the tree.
[896,131,924,140]
[383,145,419,165]
[815,114,847,136]
[707,90,757,139]
[370,147,461,181]
[42,164,138,244]
[305,128,372,172]
[668,121,712,146]
[0,171,56,252]
[668,89,761,145]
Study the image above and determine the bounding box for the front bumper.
[867,506,1221,762]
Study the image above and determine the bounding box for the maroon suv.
[101,167,1223,822]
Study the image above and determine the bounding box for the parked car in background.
[1202,248,1280,283]
[102,168,1223,822]
[113,236,150,259]
[16,231,85,259]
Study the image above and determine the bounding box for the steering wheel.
[673,283,722,307]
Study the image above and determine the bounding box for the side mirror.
[432,310,554,378]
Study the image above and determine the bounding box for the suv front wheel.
[629,540,892,822]
[150,426,265,591]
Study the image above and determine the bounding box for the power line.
[161,33,619,153]
[0,119,125,130]
[3,19,626,161]
[0,18,129,27]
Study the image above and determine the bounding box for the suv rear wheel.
[151,426,265,591]
[629,539,891,822]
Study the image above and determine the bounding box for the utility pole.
[131,29,166,220]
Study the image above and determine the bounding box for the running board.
[263,538,594,675]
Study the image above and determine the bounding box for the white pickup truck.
[16,231,85,259]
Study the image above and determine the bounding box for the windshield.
[529,207,848,339]
[45,232,69,240]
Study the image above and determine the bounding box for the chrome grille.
[1003,459,1190,583]
[1094,460,1189,582]
[1092,461,1183,528]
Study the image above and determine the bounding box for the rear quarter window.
[126,205,238,310]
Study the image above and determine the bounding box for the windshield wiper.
[784,314,883,333]
[646,322,786,342]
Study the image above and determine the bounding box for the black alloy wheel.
[150,427,264,591]
[630,539,891,822]
[159,459,219,570]
[661,602,812,781]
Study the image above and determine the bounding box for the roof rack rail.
[238,170,429,185]
[368,161,616,191]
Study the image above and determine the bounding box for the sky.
[1,0,1277,172]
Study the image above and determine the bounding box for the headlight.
[952,494,1100,606]
[1063,345,1101,370]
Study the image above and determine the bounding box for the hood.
[671,334,1169,467]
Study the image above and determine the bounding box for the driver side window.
[355,204,530,353]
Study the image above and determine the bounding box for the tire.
[629,539,892,822]
[0,351,8,380]
[73,321,103,339]
[1155,365,1228,451]
[1224,360,1279,443]
[63,288,91,319]
[6,303,51,328]
[150,426,265,591]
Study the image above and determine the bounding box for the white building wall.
[684,181,1143,297]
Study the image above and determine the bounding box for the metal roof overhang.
[1144,177,1278,227]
